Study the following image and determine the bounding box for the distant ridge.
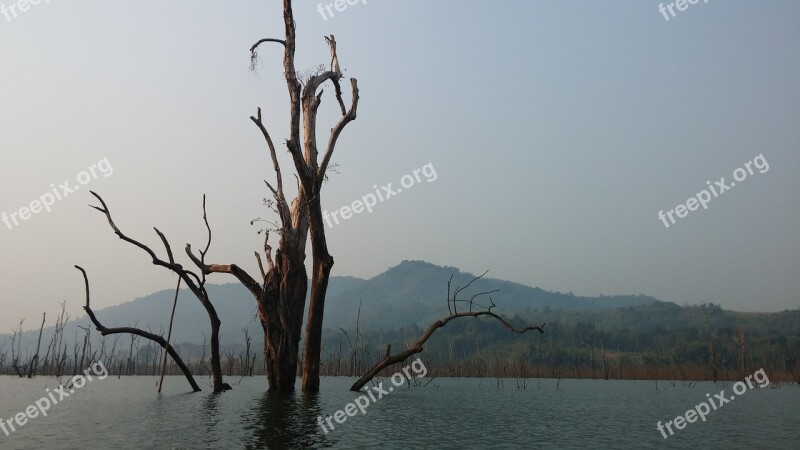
[2,260,658,348]
[323,260,659,331]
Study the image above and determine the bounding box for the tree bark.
[262,257,307,391]
[302,198,335,391]
[205,0,359,392]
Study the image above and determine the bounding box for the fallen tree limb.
[350,272,545,391]
[75,265,202,393]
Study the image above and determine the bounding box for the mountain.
[1,260,657,350]
[323,260,658,331]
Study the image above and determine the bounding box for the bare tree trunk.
[261,253,307,391]
[204,0,359,393]
[126,334,136,376]
[159,278,182,393]
[26,313,46,378]
[49,303,68,377]
[735,324,747,379]
[302,240,333,391]
[300,37,359,391]
[10,319,24,377]
[78,326,90,374]
[240,328,253,376]
[709,339,719,383]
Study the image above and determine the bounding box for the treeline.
[3,302,799,386]
[321,302,800,384]
[0,302,262,381]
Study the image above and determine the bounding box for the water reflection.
[201,393,221,434]
[243,391,333,449]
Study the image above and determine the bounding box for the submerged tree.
[196,0,359,392]
[89,192,229,393]
[75,265,201,392]
[351,272,546,391]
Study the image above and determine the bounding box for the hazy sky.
[1,1,798,332]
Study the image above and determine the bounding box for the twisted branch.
[75,266,201,392]
[351,272,546,391]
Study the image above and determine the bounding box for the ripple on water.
[0,377,798,449]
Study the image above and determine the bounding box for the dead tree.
[239,328,254,377]
[339,299,364,376]
[125,331,139,375]
[159,278,182,393]
[88,192,229,392]
[46,302,69,377]
[351,272,546,391]
[75,266,201,392]
[200,0,359,392]
[735,324,747,379]
[10,319,24,377]
[76,325,91,375]
[583,341,599,380]
[703,312,719,383]
[25,313,46,378]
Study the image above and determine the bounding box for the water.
[0,376,797,449]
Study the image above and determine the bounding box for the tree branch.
[250,108,291,224]
[250,38,287,53]
[89,191,204,289]
[318,78,359,185]
[350,273,545,391]
[75,265,201,393]
[186,246,263,301]
[255,251,267,281]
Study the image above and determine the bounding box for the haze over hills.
[323,260,659,331]
[4,260,798,383]
[2,260,658,348]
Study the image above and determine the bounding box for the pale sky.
[1,0,798,332]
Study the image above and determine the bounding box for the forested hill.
[3,260,659,347]
[3,261,798,380]
[323,260,659,331]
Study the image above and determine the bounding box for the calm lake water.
[0,376,797,449]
